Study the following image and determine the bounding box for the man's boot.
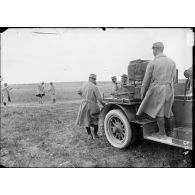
[98,125,104,137]
[154,117,168,139]
[93,125,99,139]
[165,117,175,137]
[86,127,93,140]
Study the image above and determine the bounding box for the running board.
[145,136,192,150]
[131,119,192,150]
[131,118,156,126]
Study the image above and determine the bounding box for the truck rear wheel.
[104,109,133,149]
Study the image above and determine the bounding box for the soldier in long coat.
[76,74,105,140]
[48,82,56,103]
[36,82,45,104]
[137,42,176,138]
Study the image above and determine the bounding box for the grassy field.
[0,82,192,167]
[6,82,112,104]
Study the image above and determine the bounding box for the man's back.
[79,81,102,103]
[152,54,176,83]
[80,82,96,101]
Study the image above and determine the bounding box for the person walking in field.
[48,82,56,103]
[136,42,176,139]
[76,74,105,140]
[36,82,45,104]
[1,83,12,106]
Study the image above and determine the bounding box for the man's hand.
[141,91,146,100]
[140,91,144,100]
[101,102,106,107]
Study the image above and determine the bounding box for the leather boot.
[98,126,104,137]
[93,125,99,139]
[86,127,93,140]
[165,117,175,137]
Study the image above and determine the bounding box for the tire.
[104,109,133,149]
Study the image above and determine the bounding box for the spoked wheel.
[104,109,133,149]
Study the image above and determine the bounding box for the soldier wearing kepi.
[111,76,120,95]
[137,42,176,139]
[76,74,105,140]
[121,74,128,86]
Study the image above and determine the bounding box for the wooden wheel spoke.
[106,109,132,149]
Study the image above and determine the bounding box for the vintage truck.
[99,59,192,150]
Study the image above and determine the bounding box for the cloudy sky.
[1,28,193,84]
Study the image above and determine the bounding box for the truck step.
[131,118,156,126]
[145,135,192,150]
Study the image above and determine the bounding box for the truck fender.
[99,104,137,127]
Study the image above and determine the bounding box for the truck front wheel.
[104,109,133,149]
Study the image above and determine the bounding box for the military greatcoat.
[76,81,103,127]
[137,53,176,118]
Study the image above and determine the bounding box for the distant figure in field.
[76,74,105,140]
[48,82,56,103]
[111,76,120,96]
[36,82,45,104]
[1,83,12,106]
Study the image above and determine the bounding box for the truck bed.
[103,97,141,105]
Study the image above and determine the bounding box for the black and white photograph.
[0,28,193,168]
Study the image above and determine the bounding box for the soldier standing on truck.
[76,74,105,140]
[111,76,120,96]
[121,74,128,86]
[137,42,176,139]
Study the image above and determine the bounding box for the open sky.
[1,28,193,84]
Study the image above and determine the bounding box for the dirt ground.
[0,82,192,167]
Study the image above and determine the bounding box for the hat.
[111,76,117,80]
[89,74,97,80]
[152,42,164,49]
[121,74,128,78]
